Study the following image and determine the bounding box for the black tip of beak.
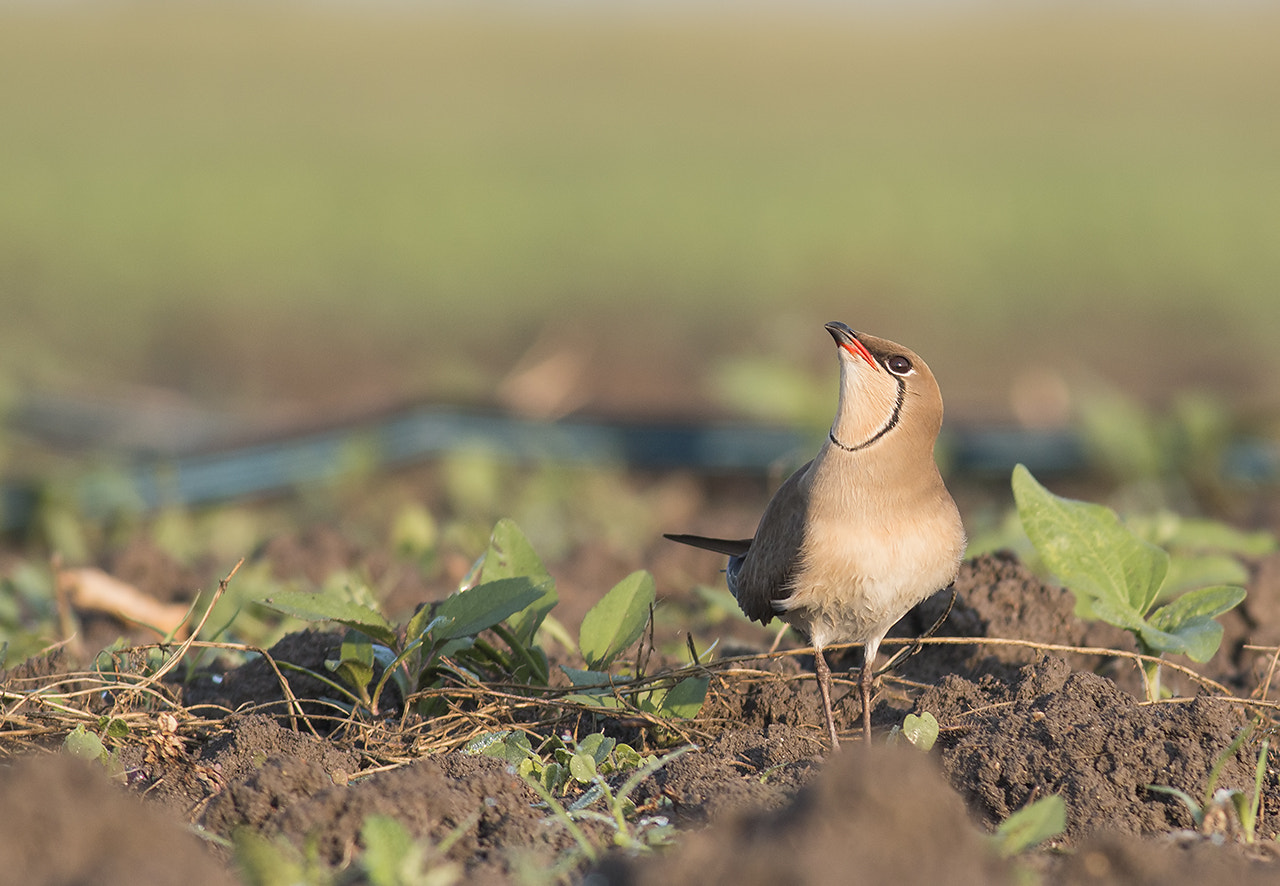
[824,321,855,344]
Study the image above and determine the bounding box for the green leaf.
[613,743,644,770]
[561,666,612,687]
[99,716,130,740]
[404,609,450,646]
[232,830,309,886]
[1083,593,1145,633]
[325,628,376,699]
[1135,621,1194,658]
[260,590,396,647]
[64,726,106,763]
[479,519,558,646]
[560,666,620,708]
[433,577,547,641]
[565,692,623,710]
[1147,784,1205,827]
[464,730,515,758]
[1142,616,1224,663]
[579,570,655,671]
[361,814,418,886]
[658,675,710,719]
[540,760,569,794]
[902,712,939,751]
[1145,585,1244,662]
[569,750,598,784]
[333,628,376,668]
[472,731,538,765]
[1148,585,1247,628]
[1013,464,1169,616]
[577,732,615,765]
[993,795,1067,857]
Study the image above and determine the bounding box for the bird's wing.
[662,534,753,557]
[733,460,813,624]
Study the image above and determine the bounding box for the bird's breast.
[776,499,964,647]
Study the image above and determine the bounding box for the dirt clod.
[597,745,1013,886]
[6,545,1280,885]
[0,753,236,886]
[922,657,1259,843]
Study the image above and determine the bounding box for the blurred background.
[2,2,1280,656]
[4,1,1278,421]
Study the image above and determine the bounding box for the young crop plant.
[887,711,939,751]
[1148,723,1270,844]
[472,730,686,864]
[1012,465,1246,700]
[63,718,129,781]
[258,518,707,724]
[992,795,1067,857]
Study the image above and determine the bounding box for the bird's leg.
[859,637,882,744]
[813,646,840,751]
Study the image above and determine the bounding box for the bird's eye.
[887,355,913,375]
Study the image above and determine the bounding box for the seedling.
[63,718,129,780]
[887,711,939,751]
[1012,465,1246,700]
[259,518,707,722]
[232,812,472,886]
[499,733,689,860]
[470,729,652,798]
[233,828,331,886]
[992,795,1066,857]
[359,813,472,886]
[1148,724,1269,844]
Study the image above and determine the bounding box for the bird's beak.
[824,321,878,370]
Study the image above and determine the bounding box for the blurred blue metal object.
[2,398,1275,533]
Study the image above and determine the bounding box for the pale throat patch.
[833,363,903,450]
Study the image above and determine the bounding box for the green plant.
[1148,724,1269,843]
[560,568,710,721]
[0,561,58,663]
[358,813,470,886]
[489,732,688,863]
[233,829,332,886]
[233,813,471,886]
[1075,389,1248,515]
[887,711,939,751]
[992,795,1066,857]
[472,730,652,799]
[1126,511,1276,602]
[62,718,128,779]
[1012,464,1246,700]
[259,518,707,723]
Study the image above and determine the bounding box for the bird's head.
[823,321,944,455]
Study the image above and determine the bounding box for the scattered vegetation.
[3,333,1280,883]
[233,812,473,886]
[1148,722,1270,845]
[1013,464,1248,699]
[888,711,939,752]
[480,731,687,863]
[258,518,708,725]
[992,795,1067,858]
[61,718,127,779]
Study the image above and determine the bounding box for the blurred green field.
[3,4,1279,417]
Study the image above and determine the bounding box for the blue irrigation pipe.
[2,404,1275,533]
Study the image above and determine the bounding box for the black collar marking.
[828,373,907,453]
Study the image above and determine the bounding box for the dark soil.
[6,528,1280,885]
